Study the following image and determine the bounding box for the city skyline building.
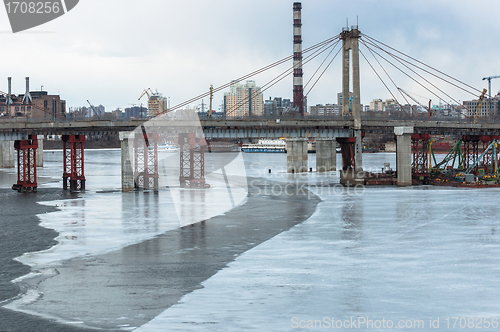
[224,80,264,118]
[264,97,292,117]
[463,95,500,119]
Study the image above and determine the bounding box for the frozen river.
[1,150,500,331]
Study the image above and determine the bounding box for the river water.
[1,149,500,331]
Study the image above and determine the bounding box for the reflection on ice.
[16,192,178,268]
[15,152,248,268]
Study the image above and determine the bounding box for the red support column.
[62,135,86,190]
[12,135,38,192]
[463,135,479,175]
[337,137,356,171]
[133,132,159,190]
[134,133,145,188]
[179,134,191,187]
[62,135,70,189]
[179,133,208,188]
[411,133,430,182]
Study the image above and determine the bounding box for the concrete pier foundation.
[354,130,363,171]
[287,138,308,173]
[119,132,134,191]
[36,136,43,167]
[395,126,414,186]
[339,169,366,187]
[316,139,336,172]
[0,141,15,168]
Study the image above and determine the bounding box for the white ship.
[241,139,286,153]
[157,142,179,152]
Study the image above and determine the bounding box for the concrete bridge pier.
[0,140,15,168]
[395,126,414,186]
[36,136,43,167]
[119,132,134,192]
[315,138,336,172]
[354,130,363,171]
[287,138,308,173]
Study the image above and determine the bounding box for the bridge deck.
[0,118,499,138]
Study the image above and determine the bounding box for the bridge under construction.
[1,3,500,192]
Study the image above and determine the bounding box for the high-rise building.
[224,80,263,118]
[369,99,398,112]
[264,97,292,117]
[147,93,166,117]
[309,104,340,116]
[125,105,148,119]
[84,104,105,118]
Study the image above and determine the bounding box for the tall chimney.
[22,77,32,104]
[6,77,13,105]
[293,2,304,117]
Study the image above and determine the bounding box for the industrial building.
[0,77,65,119]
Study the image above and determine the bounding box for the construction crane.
[397,88,431,119]
[207,85,214,117]
[87,100,100,119]
[482,76,500,115]
[474,88,488,122]
[139,88,164,117]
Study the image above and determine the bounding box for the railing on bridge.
[3,112,500,128]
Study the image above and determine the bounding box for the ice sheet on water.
[136,185,500,331]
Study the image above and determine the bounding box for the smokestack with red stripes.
[293,2,304,117]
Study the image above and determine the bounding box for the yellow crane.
[474,88,488,122]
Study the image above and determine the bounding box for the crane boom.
[87,100,100,119]
[482,75,500,80]
[482,76,500,115]
[474,88,488,122]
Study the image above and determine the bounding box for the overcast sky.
[1,0,499,112]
